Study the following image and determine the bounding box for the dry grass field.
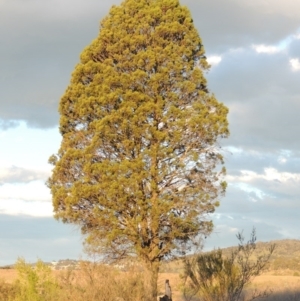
[1,268,300,301]
[0,269,18,283]
[245,274,300,301]
[1,240,300,300]
[158,272,300,301]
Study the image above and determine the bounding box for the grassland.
[1,239,300,300]
[1,269,300,300]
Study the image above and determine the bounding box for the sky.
[0,0,300,265]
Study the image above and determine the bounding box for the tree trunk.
[148,260,160,301]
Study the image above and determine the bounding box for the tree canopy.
[48,0,229,298]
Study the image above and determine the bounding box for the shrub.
[12,258,60,301]
[183,228,275,301]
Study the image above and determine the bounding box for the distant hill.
[160,239,300,274]
[0,259,79,271]
[220,239,300,273]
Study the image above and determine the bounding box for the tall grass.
[58,260,153,301]
[0,259,153,301]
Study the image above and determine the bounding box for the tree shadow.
[258,289,300,301]
[181,289,300,301]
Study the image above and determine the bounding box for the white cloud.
[264,168,300,182]
[277,156,287,164]
[0,166,49,183]
[228,168,300,183]
[0,181,50,202]
[0,199,53,217]
[252,32,299,54]
[223,146,243,154]
[207,56,222,67]
[232,182,266,202]
[290,58,300,71]
[253,44,280,54]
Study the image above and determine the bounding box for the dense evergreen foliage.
[48,0,229,297]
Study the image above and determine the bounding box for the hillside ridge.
[2,239,300,271]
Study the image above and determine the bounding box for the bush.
[12,258,60,301]
[183,228,275,301]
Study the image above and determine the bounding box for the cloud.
[0,0,122,129]
[0,120,20,130]
[182,0,300,52]
[0,123,61,169]
[0,125,60,218]
[0,166,49,184]
[0,176,53,217]
[0,215,83,265]
[203,145,300,250]
[207,181,300,247]
[207,42,300,152]
[1,0,118,21]
[225,149,300,199]
[284,35,300,52]
[205,215,285,251]
[0,199,52,217]
[1,0,300,129]
[0,180,49,202]
[243,0,300,18]
[228,167,300,184]
[207,56,222,67]
[253,44,280,54]
[290,58,300,71]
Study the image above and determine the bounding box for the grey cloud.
[0,120,20,130]
[225,150,275,175]
[208,49,296,102]
[181,0,300,52]
[2,0,300,129]
[203,182,300,250]
[208,47,300,152]
[0,166,49,185]
[240,177,300,204]
[288,39,300,58]
[225,153,300,203]
[0,0,122,129]
[0,215,83,265]
[205,216,284,251]
[224,149,300,176]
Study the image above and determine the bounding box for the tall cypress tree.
[48,0,229,298]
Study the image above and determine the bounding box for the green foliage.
[48,0,228,297]
[183,229,275,301]
[12,259,59,301]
